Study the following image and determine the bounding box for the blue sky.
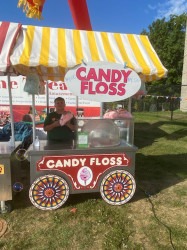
[1,0,187,34]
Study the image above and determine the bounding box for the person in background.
[40,109,47,121]
[44,97,77,144]
[22,106,40,122]
[28,106,37,115]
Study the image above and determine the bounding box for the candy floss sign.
[65,62,141,102]
[37,153,130,190]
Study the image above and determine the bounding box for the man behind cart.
[44,97,77,147]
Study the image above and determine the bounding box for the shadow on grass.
[133,152,187,202]
[134,121,187,148]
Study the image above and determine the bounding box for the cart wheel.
[29,175,69,210]
[100,170,136,205]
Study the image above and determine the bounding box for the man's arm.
[44,120,60,132]
[65,121,77,131]
[66,116,77,131]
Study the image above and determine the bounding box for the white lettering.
[95,158,101,165]
[102,158,110,165]
[72,159,80,167]
[80,158,86,166]
[63,159,71,167]
[90,158,95,165]
[44,155,125,170]
[56,160,63,168]
[116,157,122,165]
[110,157,116,165]
[46,160,55,169]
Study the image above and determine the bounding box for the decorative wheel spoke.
[100,170,136,205]
[29,175,69,210]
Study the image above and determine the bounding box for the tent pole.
[180,18,187,111]
[7,73,15,146]
[46,81,49,115]
[32,94,36,143]
[100,102,103,118]
[76,96,78,116]
[128,98,132,113]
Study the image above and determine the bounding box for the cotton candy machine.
[81,119,120,147]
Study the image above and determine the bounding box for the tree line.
[141,13,186,97]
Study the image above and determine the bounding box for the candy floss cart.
[0,22,167,212]
[28,62,140,210]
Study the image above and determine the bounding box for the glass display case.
[76,117,134,148]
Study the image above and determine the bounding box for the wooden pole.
[180,18,187,111]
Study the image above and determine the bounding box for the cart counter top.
[0,141,21,156]
[27,140,138,157]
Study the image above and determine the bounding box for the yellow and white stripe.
[10,24,167,81]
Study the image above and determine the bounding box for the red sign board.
[37,153,130,190]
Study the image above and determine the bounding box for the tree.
[141,14,187,96]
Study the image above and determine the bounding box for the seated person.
[22,114,33,122]
[44,97,77,145]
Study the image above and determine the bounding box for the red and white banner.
[0,76,100,121]
[0,22,21,72]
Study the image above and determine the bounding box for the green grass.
[1,111,187,250]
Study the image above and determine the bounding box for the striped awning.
[0,22,21,73]
[4,22,167,81]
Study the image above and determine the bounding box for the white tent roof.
[0,22,167,82]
